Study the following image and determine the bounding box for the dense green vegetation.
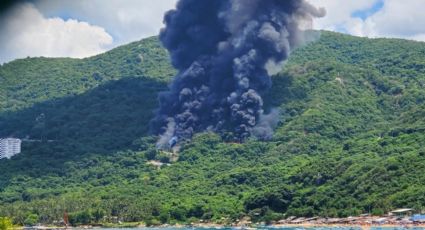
[0,217,13,230]
[1,31,425,225]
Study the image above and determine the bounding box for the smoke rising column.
[153,0,325,148]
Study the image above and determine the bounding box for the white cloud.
[34,0,177,45]
[0,3,113,64]
[360,0,425,41]
[309,0,379,32]
[309,0,425,42]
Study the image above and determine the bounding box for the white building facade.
[0,138,22,159]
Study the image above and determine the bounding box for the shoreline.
[18,222,425,229]
[18,226,425,230]
[191,223,425,229]
[273,223,425,229]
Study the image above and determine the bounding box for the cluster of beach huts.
[276,209,425,226]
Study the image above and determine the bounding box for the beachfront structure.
[390,208,414,217]
[0,138,22,159]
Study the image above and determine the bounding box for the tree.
[24,214,39,226]
[68,211,93,226]
[0,217,13,230]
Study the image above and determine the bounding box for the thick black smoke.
[0,0,23,14]
[153,0,325,147]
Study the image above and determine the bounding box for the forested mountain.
[0,31,425,225]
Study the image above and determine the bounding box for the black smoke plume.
[153,0,325,147]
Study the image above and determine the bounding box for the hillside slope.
[0,31,425,224]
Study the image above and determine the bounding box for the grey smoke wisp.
[152,0,325,147]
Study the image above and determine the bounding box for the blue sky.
[0,0,424,64]
[351,0,384,20]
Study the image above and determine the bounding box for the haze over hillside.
[0,31,425,224]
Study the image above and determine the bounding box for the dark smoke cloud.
[0,0,27,14]
[153,0,325,147]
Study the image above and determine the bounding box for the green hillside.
[1,31,425,225]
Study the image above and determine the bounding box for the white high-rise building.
[0,138,22,159]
